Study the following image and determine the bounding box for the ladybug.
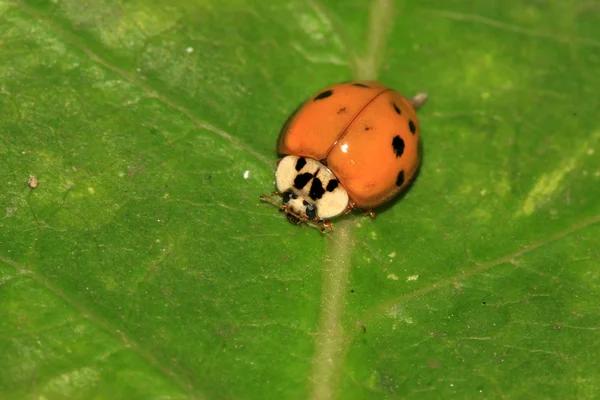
[261,81,427,231]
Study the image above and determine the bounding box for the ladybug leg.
[343,200,356,215]
[306,218,332,233]
[409,93,428,110]
[259,193,281,208]
[308,218,324,232]
[363,209,376,219]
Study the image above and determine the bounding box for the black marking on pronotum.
[352,83,370,88]
[295,157,307,171]
[326,179,339,192]
[314,90,333,100]
[309,177,325,200]
[409,120,416,134]
[396,170,405,187]
[392,135,405,158]
[393,103,402,115]
[294,172,313,189]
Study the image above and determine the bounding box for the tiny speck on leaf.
[27,175,38,189]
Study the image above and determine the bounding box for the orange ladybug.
[261,81,427,231]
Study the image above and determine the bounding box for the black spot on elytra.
[364,126,372,132]
[392,135,405,158]
[396,170,405,187]
[314,90,333,101]
[295,157,307,171]
[309,177,325,200]
[294,173,313,190]
[409,120,416,134]
[326,179,339,192]
[352,83,370,88]
[337,107,347,114]
[393,103,402,115]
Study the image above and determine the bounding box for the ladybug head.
[280,189,318,224]
[275,155,350,224]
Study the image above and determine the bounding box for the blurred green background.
[1,0,599,399]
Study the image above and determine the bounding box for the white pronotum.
[276,155,349,220]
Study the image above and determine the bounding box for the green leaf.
[1,0,599,399]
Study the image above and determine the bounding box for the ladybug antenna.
[259,192,282,208]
